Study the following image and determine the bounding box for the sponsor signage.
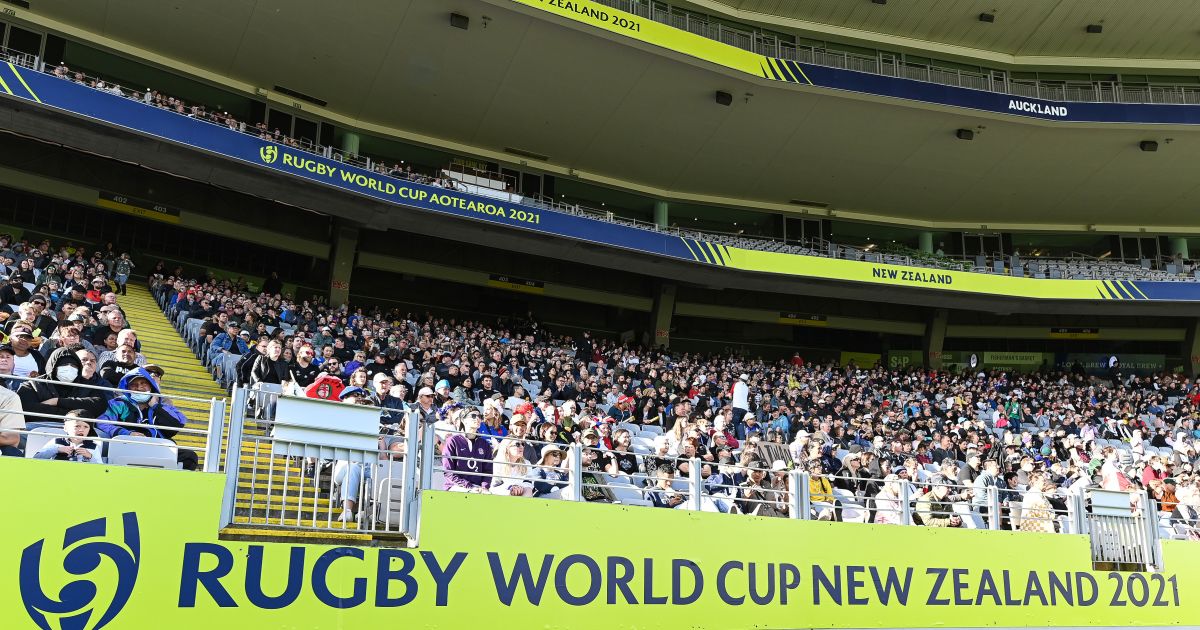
[3,459,1197,630]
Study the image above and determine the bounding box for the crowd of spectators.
[158,272,1200,536]
[39,58,1200,284]
[0,236,196,468]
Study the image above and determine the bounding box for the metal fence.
[589,0,1200,106]
[0,373,226,473]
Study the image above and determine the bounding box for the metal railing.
[590,0,1200,106]
[0,372,227,474]
[11,46,1200,284]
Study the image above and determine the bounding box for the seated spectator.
[872,474,910,525]
[0,365,24,456]
[98,344,140,387]
[916,476,965,527]
[490,438,534,497]
[250,339,289,387]
[96,329,146,367]
[40,320,90,360]
[97,368,197,470]
[18,347,108,421]
[74,346,113,394]
[649,467,686,509]
[807,459,838,520]
[32,410,103,464]
[7,322,46,378]
[529,444,568,498]
[441,406,493,492]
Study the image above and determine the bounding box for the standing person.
[731,373,750,433]
[113,253,135,296]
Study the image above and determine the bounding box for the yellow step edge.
[219,526,372,541]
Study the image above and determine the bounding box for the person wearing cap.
[207,322,248,384]
[730,373,751,432]
[39,319,90,360]
[6,324,45,379]
[441,406,494,493]
[0,275,31,307]
[32,410,103,463]
[916,476,964,527]
[97,367,196,470]
[736,459,783,517]
[1155,478,1180,516]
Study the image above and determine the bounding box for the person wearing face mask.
[16,347,107,423]
[97,368,196,470]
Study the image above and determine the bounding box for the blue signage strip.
[2,63,1200,301]
[769,58,1200,124]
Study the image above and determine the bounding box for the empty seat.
[106,436,180,469]
[24,427,67,458]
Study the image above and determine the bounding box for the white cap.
[738,373,749,381]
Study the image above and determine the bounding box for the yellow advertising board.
[3,457,1198,629]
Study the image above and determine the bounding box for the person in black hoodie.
[18,347,108,424]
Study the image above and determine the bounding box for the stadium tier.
[2,1,1200,629]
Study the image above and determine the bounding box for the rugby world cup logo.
[259,144,278,164]
[19,512,141,630]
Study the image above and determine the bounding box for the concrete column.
[1169,237,1189,260]
[340,131,360,157]
[923,308,948,370]
[918,231,934,254]
[653,200,669,229]
[650,282,677,348]
[328,221,359,308]
[1186,319,1200,378]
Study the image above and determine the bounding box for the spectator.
[250,339,289,387]
[0,362,24,456]
[17,347,108,421]
[490,438,534,497]
[916,476,965,528]
[113,253,134,296]
[529,444,568,498]
[97,368,197,471]
[441,406,493,492]
[649,467,686,509]
[98,344,140,387]
[32,410,103,464]
[7,322,46,378]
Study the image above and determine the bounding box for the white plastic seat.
[24,427,67,458]
[106,436,180,469]
[374,459,406,527]
[620,498,653,508]
[640,425,664,436]
[609,484,644,504]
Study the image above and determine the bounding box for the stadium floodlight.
[955,129,974,141]
[1139,141,1159,152]
[979,13,995,23]
[450,13,470,30]
[715,91,733,106]
[1086,24,1103,33]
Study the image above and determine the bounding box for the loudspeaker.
[1140,141,1159,152]
[450,13,469,30]
[715,91,733,106]
[956,129,974,141]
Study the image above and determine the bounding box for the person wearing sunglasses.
[442,406,494,493]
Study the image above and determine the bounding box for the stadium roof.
[20,0,1200,233]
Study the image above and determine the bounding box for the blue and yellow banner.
[511,0,1200,125]
[3,458,1200,629]
[2,62,1199,301]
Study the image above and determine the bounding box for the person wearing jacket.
[33,411,104,464]
[441,407,494,491]
[97,368,197,470]
[17,347,108,422]
[250,339,289,386]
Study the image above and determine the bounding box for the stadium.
[0,0,1198,628]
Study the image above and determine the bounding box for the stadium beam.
[328,220,360,307]
[651,282,677,348]
[923,308,948,369]
[1170,237,1189,260]
[653,200,669,229]
[341,132,361,157]
[919,231,934,254]
[1186,319,1200,377]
